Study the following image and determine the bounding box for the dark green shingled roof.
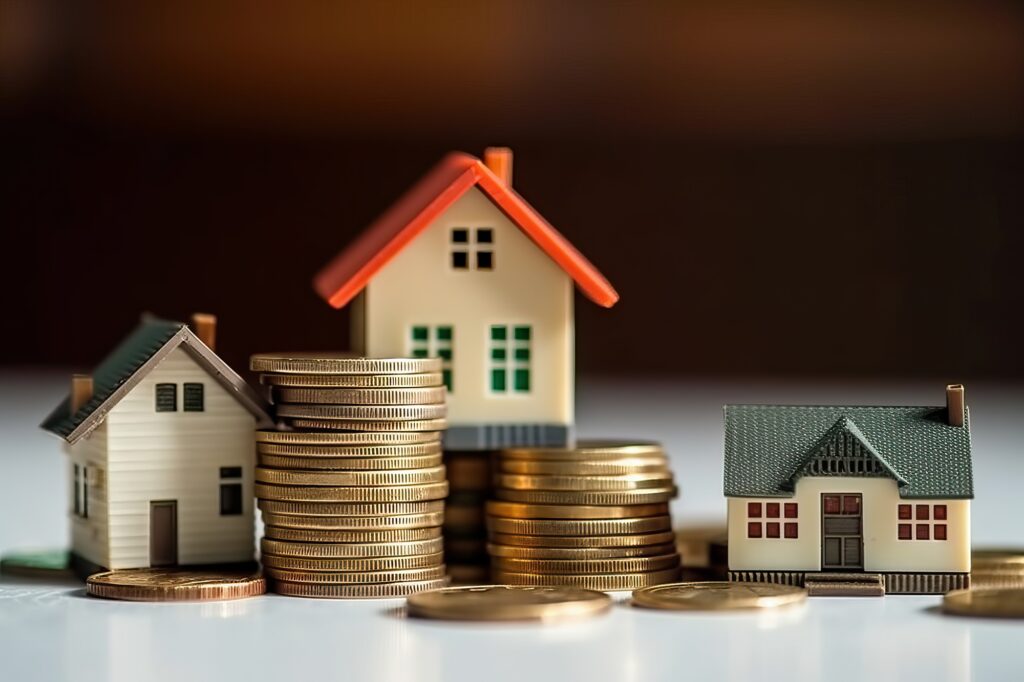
[723,404,974,499]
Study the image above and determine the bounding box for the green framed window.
[409,325,454,391]
[489,324,531,393]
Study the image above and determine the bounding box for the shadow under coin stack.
[442,452,493,584]
[251,353,450,598]
[487,440,682,591]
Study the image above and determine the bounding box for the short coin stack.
[487,440,682,591]
[251,353,450,598]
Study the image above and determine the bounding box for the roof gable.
[313,152,619,309]
[41,317,271,444]
[782,416,908,491]
[723,404,974,499]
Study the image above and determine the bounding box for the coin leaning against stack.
[251,353,450,598]
[487,440,682,591]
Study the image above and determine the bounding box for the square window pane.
[916,504,929,520]
[784,522,798,539]
[476,228,493,243]
[784,503,798,518]
[155,383,177,412]
[491,369,506,392]
[491,348,506,361]
[514,347,530,361]
[183,383,204,412]
[747,522,762,538]
[933,504,947,520]
[843,496,860,515]
[220,483,243,515]
[220,466,242,479]
[438,348,452,360]
[766,503,780,518]
[436,326,452,341]
[451,228,469,243]
[442,369,453,392]
[747,502,762,518]
[823,495,840,514]
[412,326,429,341]
[898,504,912,520]
[898,523,912,540]
[514,326,531,341]
[934,524,947,540]
[476,251,493,270]
[490,325,507,341]
[412,348,429,358]
[916,524,930,540]
[514,369,530,392]
[766,522,780,538]
[452,251,469,269]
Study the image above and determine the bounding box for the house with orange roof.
[314,148,618,450]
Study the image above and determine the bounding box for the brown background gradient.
[3,1,1023,379]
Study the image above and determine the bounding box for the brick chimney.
[946,384,965,427]
[483,147,513,186]
[190,313,217,351]
[71,374,93,414]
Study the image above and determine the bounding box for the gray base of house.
[728,569,970,595]
[444,423,572,451]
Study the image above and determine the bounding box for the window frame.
[409,325,454,391]
[155,383,177,412]
[450,227,495,271]
[218,467,243,516]
[183,382,205,412]
[489,324,531,395]
[898,502,948,541]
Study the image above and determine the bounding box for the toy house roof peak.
[313,148,619,309]
[40,314,271,444]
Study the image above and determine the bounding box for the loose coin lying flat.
[489,531,677,549]
[492,554,680,575]
[261,511,445,531]
[251,353,442,375]
[263,525,441,543]
[632,581,807,611]
[256,430,441,445]
[487,515,672,537]
[258,453,443,471]
[276,403,447,421]
[261,552,445,572]
[495,487,677,506]
[271,578,448,599]
[494,472,674,492]
[256,465,446,487]
[486,501,669,520]
[87,567,266,601]
[261,371,444,388]
[407,585,613,621]
[287,418,449,432]
[943,587,1024,618]
[258,499,445,516]
[257,441,442,457]
[0,549,73,578]
[254,481,449,503]
[501,440,665,461]
[493,568,682,591]
[261,537,444,559]
[264,565,447,584]
[499,458,669,476]
[274,386,447,406]
[488,543,679,560]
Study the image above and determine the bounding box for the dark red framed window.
[784,503,798,518]
[748,502,762,518]
[898,524,912,540]
[823,495,840,514]
[934,505,947,520]
[843,495,860,514]
[916,524,930,540]
[898,504,912,520]
[934,524,948,540]
[766,522,780,538]
[916,504,929,520]
[748,522,762,538]
[766,503,780,518]
[784,522,798,539]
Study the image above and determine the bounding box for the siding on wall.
[66,422,109,567]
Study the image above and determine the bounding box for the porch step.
[805,572,885,597]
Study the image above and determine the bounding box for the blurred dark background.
[2,1,1023,379]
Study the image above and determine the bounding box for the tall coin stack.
[487,440,682,591]
[442,452,493,584]
[251,353,450,598]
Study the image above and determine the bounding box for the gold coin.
[263,525,441,543]
[251,353,441,375]
[494,487,677,506]
[407,585,612,621]
[261,511,445,530]
[261,552,444,572]
[492,553,680,575]
[287,418,448,432]
[262,371,444,388]
[972,549,1024,572]
[488,543,679,560]
[0,549,73,578]
[487,515,672,537]
[493,568,682,591]
[943,587,1024,617]
[258,499,444,516]
[274,386,447,406]
[494,472,674,492]
[265,565,447,584]
[259,454,443,471]
[256,430,441,445]
[499,458,669,476]
[261,537,443,559]
[489,531,677,549]
[255,465,446,487]
[258,441,442,457]
[277,403,447,422]
[255,481,449,503]
[271,578,448,599]
[632,581,807,611]
[500,440,665,461]
[86,567,266,602]
[486,501,669,520]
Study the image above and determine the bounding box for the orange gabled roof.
[313,152,619,309]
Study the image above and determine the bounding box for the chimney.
[191,313,217,351]
[946,384,965,427]
[483,147,513,186]
[71,374,93,414]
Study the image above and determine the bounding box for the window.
[490,325,531,393]
[450,227,494,271]
[183,383,204,412]
[747,501,797,539]
[219,467,243,516]
[898,503,947,541]
[72,464,88,518]
[409,325,454,391]
[155,383,177,412]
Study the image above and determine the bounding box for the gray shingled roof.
[41,316,271,444]
[723,404,974,500]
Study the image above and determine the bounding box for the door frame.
[149,500,178,567]
[820,492,864,571]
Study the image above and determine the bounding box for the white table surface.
[2,373,1022,682]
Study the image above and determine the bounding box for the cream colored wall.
[66,423,109,568]
[362,186,574,425]
[728,476,970,573]
[103,347,257,569]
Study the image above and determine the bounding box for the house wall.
[727,476,970,573]
[66,423,109,568]
[361,186,574,427]
[103,346,257,569]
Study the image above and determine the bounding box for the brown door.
[821,493,863,570]
[150,500,178,567]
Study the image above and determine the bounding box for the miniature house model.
[723,385,974,595]
[41,314,270,572]
[314,148,618,450]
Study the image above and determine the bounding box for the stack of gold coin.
[443,451,493,584]
[487,440,682,591]
[251,353,450,598]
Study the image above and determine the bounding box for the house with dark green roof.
[723,385,973,595]
[41,314,271,573]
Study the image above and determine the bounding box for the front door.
[149,500,178,567]
[821,493,863,570]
